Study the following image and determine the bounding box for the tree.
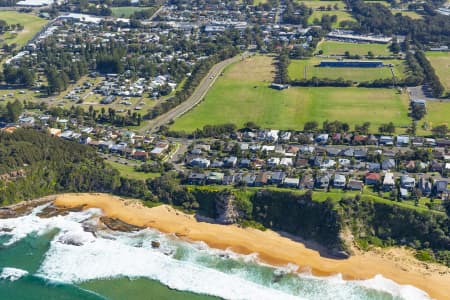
[304,121,319,132]
[432,124,448,138]
[379,122,395,134]
[411,105,426,120]
[5,100,23,122]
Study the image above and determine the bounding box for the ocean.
[0,203,431,300]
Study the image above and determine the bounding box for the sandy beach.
[55,193,450,300]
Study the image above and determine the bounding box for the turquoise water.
[0,205,431,300]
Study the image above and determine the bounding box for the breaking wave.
[0,205,432,300]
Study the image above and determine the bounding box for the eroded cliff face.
[215,191,241,224]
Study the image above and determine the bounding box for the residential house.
[242,174,256,186]
[280,131,291,141]
[418,176,432,196]
[300,175,315,189]
[268,157,280,167]
[207,172,225,184]
[434,180,448,196]
[222,175,235,185]
[316,134,329,144]
[321,159,336,169]
[382,159,396,170]
[367,162,381,172]
[252,159,265,169]
[189,158,210,168]
[400,188,409,199]
[347,179,364,191]
[333,174,346,189]
[342,148,354,157]
[354,149,367,159]
[353,135,368,144]
[48,128,61,137]
[211,160,224,168]
[379,136,394,146]
[396,135,410,147]
[269,171,285,185]
[280,157,293,167]
[436,139,450,147]
[133,150,148,161]
[224,156,238,168]
[187,173,206,185]
[338,158,351,167]
[239,159,251,168]
[284,177,300,188]
[412,137,424,147]
[400,175,416,191]
[255,172,269,187]
[286,145,299,155]
[365,173,381,185]
[431,160,443,173]
[315,175,330,189]
[424,138,436,147]
[383,172,395,191]
[326,148,341,157]
[368,134,378,145]
[343,133,353,143]
[266,130,279,142]
[150,146,167,157]
[332,133,341,143]
[296,158,309,169]
[240,143,249,151]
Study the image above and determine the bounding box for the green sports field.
[426,51,450,93]
[171,56,410,132]
[0,11,47,47]
[288,57,406,82]
[308,10,355,28]
[316,40,393,56]
[111,6,156,17]
[298,1,346,9]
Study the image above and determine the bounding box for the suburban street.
[140,52,251,134]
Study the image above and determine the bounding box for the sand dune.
[54,193,450,300]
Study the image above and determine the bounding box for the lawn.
[392,10,423,19]
[288,57,406,82]
[106,160,160,180]
[308,10,355,28]
[171,55,410,132]
[426,51,450,93]
[111,6,154,18]
[0,11,47,47]
[298,1,346,9]
[417,101,450,135]
[364,0,390,6]
[317,40,393,56]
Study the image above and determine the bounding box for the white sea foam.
[0,206,433,300]
[356,274,431,300]
[0,267,28,281]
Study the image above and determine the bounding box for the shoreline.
[54,193,450,300]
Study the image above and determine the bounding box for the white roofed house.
[333,174,346,189]
[396,135,410,147]
[280,157,293,167]
[189,157,210,168]
[267,157,280,167]
[284,177,300,188]
[400,175,416,191]
[266,130,279,142]
[383,172,395,191]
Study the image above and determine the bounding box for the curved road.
[141,52,250,134]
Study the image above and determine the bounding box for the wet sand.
[54,193,450,300]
